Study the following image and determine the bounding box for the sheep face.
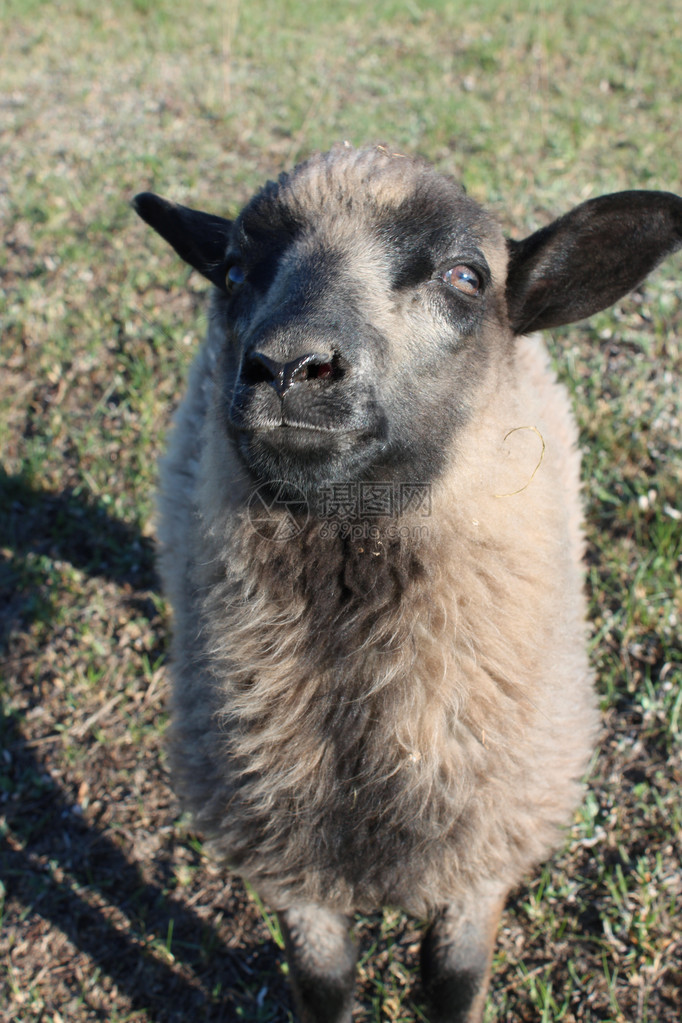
[138,149,510,497]
[218,152,510,497]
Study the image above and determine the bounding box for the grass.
[1,0,681,1020]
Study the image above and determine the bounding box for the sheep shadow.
[0,720,289,1022]
[0,472,290,1021]
[0,469,157,622]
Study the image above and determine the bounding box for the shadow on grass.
[0,469,157,637]
[0,716,288,1022]
[0,470,289,1022]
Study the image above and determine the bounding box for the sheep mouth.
[229,399,389,493]
[236,419,378,453]
[225,365,389,491]
[228,408,371,437]
[239,420,353,435]
[227,377,383,437]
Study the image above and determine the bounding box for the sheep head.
[134,145,682,496]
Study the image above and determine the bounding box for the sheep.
[133,144,682,1023]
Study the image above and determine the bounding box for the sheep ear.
[506,190,682,335]
[133,192,233,291]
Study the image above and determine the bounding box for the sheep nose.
[243,351,335,397]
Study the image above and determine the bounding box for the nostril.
[289,354,336,384]
[304,360,333,381]
[290,353,347,385]
[242,352,281,388]
[285,353,336,385]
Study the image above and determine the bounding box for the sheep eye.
[226,265,245,291]
[441,265,481,296]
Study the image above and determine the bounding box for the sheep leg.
[420,886,507,1023]
[277,903,357,1023]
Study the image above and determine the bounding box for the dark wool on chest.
[200,524,461,911]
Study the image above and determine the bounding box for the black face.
[213,171,503,500]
